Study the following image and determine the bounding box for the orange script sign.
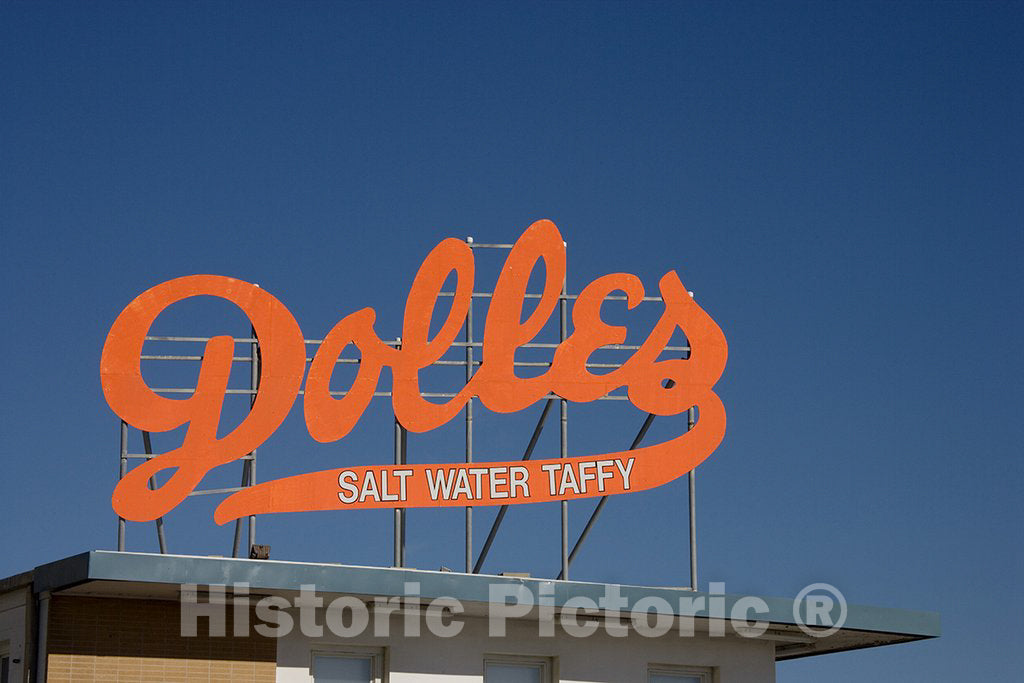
[101,220,728,524]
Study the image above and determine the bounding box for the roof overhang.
[15,550,939,660]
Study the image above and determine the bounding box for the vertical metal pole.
[400,425,407,567]
[688,466,696,589]
[559,268,569,580]
[465,237,474,573]
[234,326,259,559]
[684,293,698,590]
[154,500,167,554]
[248,325,258,551]
[394,339,403,568]
[141,431,167,554]
[688,406,697,591]
[118,421,127,551]
[393,417,402,567]
[232,477,244,558]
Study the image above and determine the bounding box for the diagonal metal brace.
[141,431,168,554]
[555,410,657,579]
[473,398,556,573]
[556,374,685,580]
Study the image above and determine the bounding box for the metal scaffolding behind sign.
[114,237,700,589]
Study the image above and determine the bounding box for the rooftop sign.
[101,220,727,524]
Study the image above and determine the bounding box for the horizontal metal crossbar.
[437,291,668,302]
[150,388,634,401]
[126,453,254,460]
[144,337,688,353]
[144,335,259,343]
[142,339,688,356]
[141,355,253,361]
[145,335,402,346]
[139,356,671,369]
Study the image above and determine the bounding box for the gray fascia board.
[30,551,92,594]
[28,550,940,640]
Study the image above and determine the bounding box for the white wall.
[0,587,29,683]
[274,608,775,683]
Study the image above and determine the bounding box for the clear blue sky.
[1,1,1021,680]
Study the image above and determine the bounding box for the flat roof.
[11,550,938,660]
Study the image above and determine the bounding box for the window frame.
[310,645,386,683]
[483,653,554,683]
[0,640,9,683]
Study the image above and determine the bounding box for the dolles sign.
[100,220,728,525]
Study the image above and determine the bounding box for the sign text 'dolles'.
[100,220,728,524]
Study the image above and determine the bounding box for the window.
[484,655,552,683]
[312,648,384,683]
[0,642,8,683]
[647,665,712,683]
[649,675,700,683]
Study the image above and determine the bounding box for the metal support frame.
[114,240,701,584]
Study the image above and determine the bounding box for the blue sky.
[1,1,1021,680]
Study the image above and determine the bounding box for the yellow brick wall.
[46,595,276,682]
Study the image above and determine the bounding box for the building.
[1,550,938,682]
